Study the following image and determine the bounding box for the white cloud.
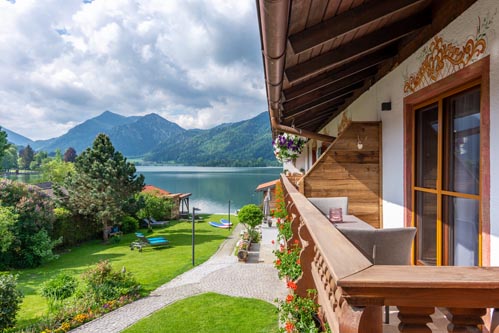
[0,0,266,140]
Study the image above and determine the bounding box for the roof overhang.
[256,0,477,138]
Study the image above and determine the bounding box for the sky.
[0,0,267,140]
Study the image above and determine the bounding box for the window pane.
[416,191,437,265]
[443,87,480,195]
[444,196,479,266]
[415,104,438,189]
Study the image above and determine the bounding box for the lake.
[136,166,282,214]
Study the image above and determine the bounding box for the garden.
[0,133,247,332]
[3,213,239,333]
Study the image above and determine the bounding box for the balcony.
[280,174,499,332]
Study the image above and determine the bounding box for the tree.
[63,147,77,162]
[41,158,75,184]
[19,145,34,170]
[0,127,8,163]
[238,204,264,240]
[1,146,18,172]
[63,134,145,240]
[30,150,48,170]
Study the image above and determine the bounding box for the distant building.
[255,179,279,213]
[141,185,191,219]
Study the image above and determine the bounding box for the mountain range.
[1,111,277,167]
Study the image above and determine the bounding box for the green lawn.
[7,214,238,329]
[122,293,278,333]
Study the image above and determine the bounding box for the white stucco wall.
[319,0,499,265]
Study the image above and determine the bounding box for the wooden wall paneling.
[302,122,381,228]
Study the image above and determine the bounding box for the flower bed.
[272,181,330,333]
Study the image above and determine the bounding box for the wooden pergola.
[257,0,477,139]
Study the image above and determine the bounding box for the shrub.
[0,206,17,254]
[0,179,60,268]
[121,216,138,234]
[238,204,263,232]
[0,273,23,331]
[82,260,140,302]
[135,193,173,221]
[53,207,98,247]
[41,273,78,311]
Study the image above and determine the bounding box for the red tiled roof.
[256,179,279,192]
[142,185,171,196]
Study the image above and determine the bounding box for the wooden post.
[339,304,382,333]
[397,306,434,333]
[445,308,486,333]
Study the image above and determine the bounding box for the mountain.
[108,113,186,156]
[7,110,277,166]
[32,111,139,153]
[145,112,276,166]
[0,127,34,146]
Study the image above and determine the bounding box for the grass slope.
[122,293,278,333]
[9,215,238,328]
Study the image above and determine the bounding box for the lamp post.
[192,207,200,266]
[228,200,231,231]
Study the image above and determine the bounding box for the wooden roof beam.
[298,112,337,129]
[283,47,395,101]
[289,0,426,54]
[283,100,344,122]
[285,11,431,83]
[284,81,363,116]
[283,67,377,111]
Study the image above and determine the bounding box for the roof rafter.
[283,47,395,101]
[289,0,426,54]
[283,99,344,122]
[284,81,364,116]
[285,11,431,83]
[283,67,377,111]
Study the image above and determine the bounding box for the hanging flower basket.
[273,133,306,163]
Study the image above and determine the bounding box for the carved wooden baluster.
[339,301,382,333]
[492,308,499,333]
[295,218,315,297]
[445,308,486,333]
[397,306,434,333]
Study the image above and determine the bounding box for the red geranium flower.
[287,280,297,290]
[285,321,295,332]
[286,294,294,303]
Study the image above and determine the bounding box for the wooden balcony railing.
[281,175,499,333]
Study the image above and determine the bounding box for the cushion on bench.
[339,227,416,265]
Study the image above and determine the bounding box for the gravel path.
[70,222,286,333]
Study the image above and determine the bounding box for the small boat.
[209,221,230,229]
[220,218,233,226]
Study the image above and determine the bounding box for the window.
[413,85,481,266]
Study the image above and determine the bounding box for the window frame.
[403,56,490,266]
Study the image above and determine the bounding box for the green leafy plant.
[121,216,139,234]
[238,204,263,238]
[135,193,173,221]
[273,239,302,281]
[81,260,140,302]
[0,273,24,331]
[41,273,78,311]
[276,289,320,333]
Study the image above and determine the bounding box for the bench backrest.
[340,227,416,265]
[308,197,348,216]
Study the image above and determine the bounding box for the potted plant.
[273,133,307,163]
[238,204,263,243]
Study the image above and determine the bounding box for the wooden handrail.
[280,174,499,332]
